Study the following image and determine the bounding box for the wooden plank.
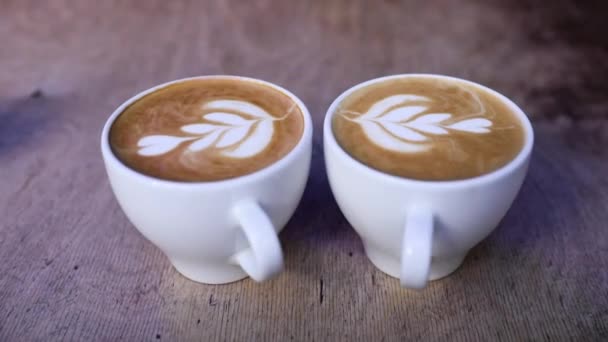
[1,0,607,340]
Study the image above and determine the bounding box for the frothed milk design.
[332,76,525,181]
[339,94,493,153]
[110,78,304,182]
[137,100,293,158]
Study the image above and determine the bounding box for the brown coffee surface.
[110,78,304,182]
[332,77,525,181]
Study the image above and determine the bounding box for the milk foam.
[137,100,288,159]
[340,94,493,153]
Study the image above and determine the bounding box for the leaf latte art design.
[340,94,493,153]
[137,100,289,158]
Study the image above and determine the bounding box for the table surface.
[1,0,607,341]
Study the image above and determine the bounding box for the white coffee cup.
[101,76,312,284]
[324,74,534,289]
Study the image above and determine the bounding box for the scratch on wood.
[5,307,14,319]
[319,278,324,304]
[13,171,39,197]
[371,273,376,285]
[209,294,218,306]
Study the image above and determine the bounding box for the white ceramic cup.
[324,74,534,289]
[101,76,312,284]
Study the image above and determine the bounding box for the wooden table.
[1,1,607,340]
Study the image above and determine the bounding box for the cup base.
[170,258,249,284]
[365,247,467,282]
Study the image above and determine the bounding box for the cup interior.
[323,74,534,188]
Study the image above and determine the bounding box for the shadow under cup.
[323,74,534,289]
[100,76,313,284]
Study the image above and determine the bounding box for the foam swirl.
[340,94,493,153]
[137,100,288,158]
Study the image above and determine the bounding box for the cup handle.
[401,206,434,289]
[230,199,284,282]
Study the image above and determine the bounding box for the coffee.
[110,78,304,182]
[332,76,526,181]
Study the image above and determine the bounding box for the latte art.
[332,76,526,181]
[339,94,493,153]
[137,100,293,158]
[110,78,304,182]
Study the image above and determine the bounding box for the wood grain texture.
[1,0,607,340]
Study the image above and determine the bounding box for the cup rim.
[101,75,313,189]
[323,73,534,188]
